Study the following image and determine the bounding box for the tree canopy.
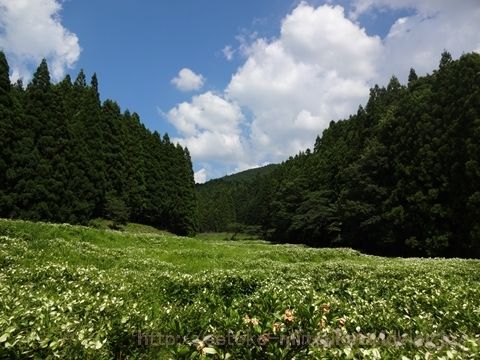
[0,54,197,236]
[197,52,480,258]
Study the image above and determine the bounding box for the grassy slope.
[1,219,480,359]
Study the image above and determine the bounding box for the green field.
[0,219,479,359]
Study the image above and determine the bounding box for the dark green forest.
[0,52,197,236]
[2,50,480,257]
[197,52,480,258]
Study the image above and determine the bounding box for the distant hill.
[195,164,278,233]
[222,164,279,182]
[200,164,279,186]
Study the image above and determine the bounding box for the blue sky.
[59,1,295,138]
[1,0,479,182]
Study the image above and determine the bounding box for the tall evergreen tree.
[408,68,418,85]
[0,51,13,216]
[0,56,197,235]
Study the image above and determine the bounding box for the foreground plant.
[1,219,479,359]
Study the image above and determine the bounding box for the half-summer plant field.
[1,219,479,359]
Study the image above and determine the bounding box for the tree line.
[0,52,197,235]
[197,52,480,258]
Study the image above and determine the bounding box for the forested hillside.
[196,164,277,233]
[0,53,197,235]
[197,52,480,258]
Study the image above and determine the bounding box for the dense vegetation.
[197,52,480,258]
[196,165,277,234]
[1,219,479,359]
[0,52,197,235]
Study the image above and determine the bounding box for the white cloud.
[171,68,205,92]
[168,1,480,181]
[194,168,207,184]
[168,91,243,137]
[174,131,245,164]
[351,0,480,82]
[280,4,381,79]
[226,3,381,162]
[168,91,246,164]
[0,0,81,82]
[222,45,235,61]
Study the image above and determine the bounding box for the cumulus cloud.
[168,1,480,181]
[171,68,205,92]
[351,0,480,82]
[280,4,381,79]
[226,3,381,161]
[168,91,243,137]
[168,91,246,164]
[0,0,81,82]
